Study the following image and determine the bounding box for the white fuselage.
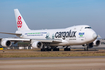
[16,25,97,46]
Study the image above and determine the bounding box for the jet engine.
[88,40,100,48]
[93,40,100,46]
[32,41,43,48]
[1,40,11,47]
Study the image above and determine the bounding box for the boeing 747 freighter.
[0,9,100,51]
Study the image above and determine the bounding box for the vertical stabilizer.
[14,9,30,31]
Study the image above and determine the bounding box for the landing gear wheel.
[41,48,46,51]
[57,48,59,51]
[64,48,70,51]
[47,48,51,51]
[53,48,59,51]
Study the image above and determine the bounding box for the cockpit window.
[85,27,91,29]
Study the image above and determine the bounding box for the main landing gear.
[53,47,59,51]
[41,46,71,51]
[41,46,51,51]
[41,46,59,51]
[41,48,51,51]
[64,46,71,51]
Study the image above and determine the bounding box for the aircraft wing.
[0,38,62,43]
[1,38,30,42]
[0,32,62,43]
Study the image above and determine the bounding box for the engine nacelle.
[1,40,11,47]
[32,41,43,48]
[93,40,100,46]
[88,40,100,48]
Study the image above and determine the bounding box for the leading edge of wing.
[1,38,62,43]
[1,38,30,42]
[0,32,21,35]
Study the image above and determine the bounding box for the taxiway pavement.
[0,56,105,70]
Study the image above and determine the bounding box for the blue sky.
[0,0,105,38]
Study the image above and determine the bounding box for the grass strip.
[0,49,105,58]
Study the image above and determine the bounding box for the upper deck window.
[85,27,91,29]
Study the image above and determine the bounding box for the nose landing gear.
[84,47,88,51]
[83,44,89,51]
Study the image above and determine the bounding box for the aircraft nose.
[92,33,98,39]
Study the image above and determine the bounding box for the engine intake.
[93,40,100,46]
[88,40,100,48]
[32,41,43,48]
[1,40,11,47]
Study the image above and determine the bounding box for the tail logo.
[17,16,22,28]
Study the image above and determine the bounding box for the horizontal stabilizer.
[0,32,21,35]
[0,38,30,42]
